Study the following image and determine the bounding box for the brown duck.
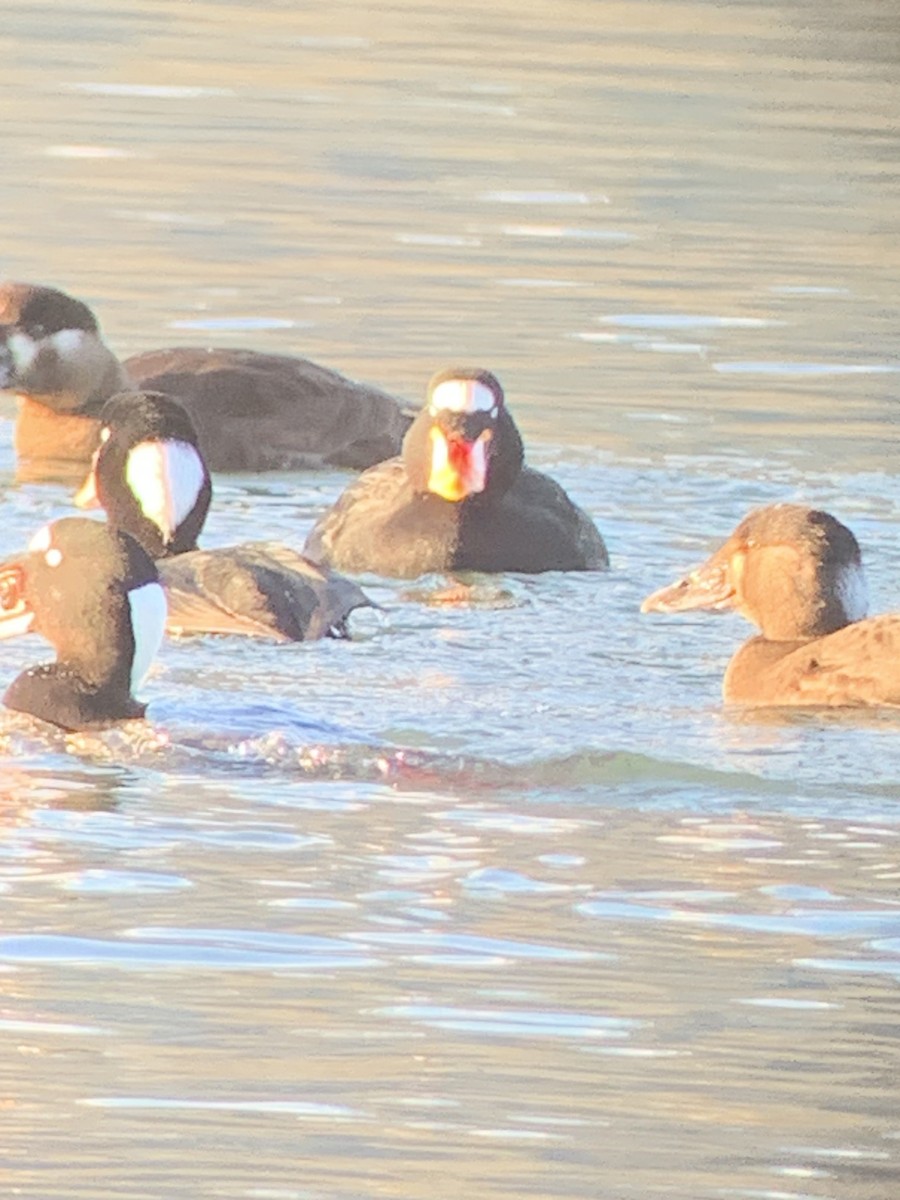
[640,503,900,707]
[0,281,410,480]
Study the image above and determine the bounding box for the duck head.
[75,390,212,559]
[0,282,127,417]
[642,503,868,641]
[0,517,167,729]
[402,367,524,503]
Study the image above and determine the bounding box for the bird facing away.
[0,517,166,730]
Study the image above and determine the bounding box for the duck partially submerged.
[304,367,608,577]
[77,389,372,640]
[0,517,166,730]
[0,281,410,478]
[640,503,900,707]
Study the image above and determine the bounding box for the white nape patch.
[835,561,869,623]
[126,440,206,544]
[430,378,496,415]
[49,328,87,358]
[127,581,167,693]
[28,524,53,553]
[6,332,38,372]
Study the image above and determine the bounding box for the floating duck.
[76,389,373,640]
[304,367,608,577]
[640,503,900,707]
[0,281,410,478]
[0,517,166,730]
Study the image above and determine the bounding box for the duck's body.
[158,540,369,640]
[124,345,409,471]
[79,390,371,640]
[304,367,608,578]
[0,282,410,478]
[641,503,900,708]
[719,617,900,707]
[0,518,166,730]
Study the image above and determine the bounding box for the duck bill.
[427,428,489,502]
[0,563,35,639]
[641,556,736,615]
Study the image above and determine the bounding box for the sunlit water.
[2,0,900,1197]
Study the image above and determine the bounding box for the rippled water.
[3,0,900,1196]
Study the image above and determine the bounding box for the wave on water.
[5,693,898,820]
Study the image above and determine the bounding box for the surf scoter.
[0,517,166,730]
[76,389,372,640]
[0,281,410,479]
[304,367,608,577]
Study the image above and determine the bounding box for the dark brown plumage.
[0,281,410,478]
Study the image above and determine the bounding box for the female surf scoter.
[76,390,372,640]
[640,503,900,707]
[0,517,166,730]
[303,367,608,577]
[0,281,410,478]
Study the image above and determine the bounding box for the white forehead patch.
[127,581,167,694]
[835,561,868,624]
[430,378,497,415]
[28,524,53,553]
[27,525,63,566]
[125,440,206,544]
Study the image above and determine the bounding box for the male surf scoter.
[304,367,608,578]
[76,390,372,640]
[640,503,900,707]
[0,281,410,478]
[0,517,166,730]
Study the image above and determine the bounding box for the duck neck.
[4,660,144,731]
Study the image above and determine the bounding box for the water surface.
[2,1,900,1196]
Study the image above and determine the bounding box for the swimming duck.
[303,367,609,577]
[76,389,372,640]
[0,281,410,479]
[640,502,900,707]
[0,517,166,730]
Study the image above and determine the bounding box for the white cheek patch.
[127,581,167,693]
[125,440,206,545]
[44,548,62,568]
[49,328,87,359]
[6,332,38,372]
[835,560,869,623]
[430,378,497,415]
